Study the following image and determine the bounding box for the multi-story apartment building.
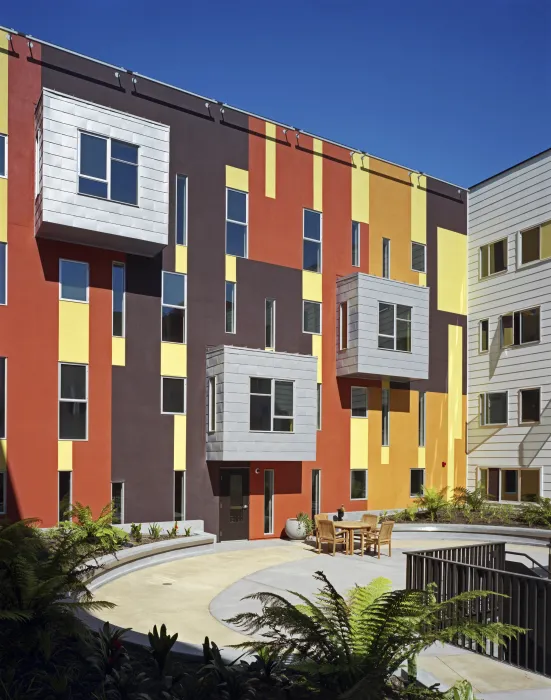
[468,148,551,502]
[0,31,468,539]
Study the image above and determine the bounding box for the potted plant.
[337,504,346,521]
[285,512,314,540]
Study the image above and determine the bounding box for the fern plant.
[60,501,127,552]
[415,486,449,521]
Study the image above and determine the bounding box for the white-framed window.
[519,387,540,424]
[382,238,390,278]
[162,271,186,343]
[207,377,216,433]
[480,238,507,278]
[112,262,125,337]
[226,187,248,258]
[174,471,186,521]
[500,307,540,348]
[176,174,188,246]
[351,386,368,418]
[303,209,322,273]
[479,319,489,353]
[59,259,89,303]
[339,301,348,350]
[59,363,88,440]
[479,467,540,503]
[0,470,6,515]
[410,468,424,497]
[519,222,551,266]
[418,391,426,447]
[0,357,5,439]
[352,221,360,267]
[378,302,411,351]
[265,298,275,350]
[58,471,72,523]
[411,242,426,273]
[225,282,236,333]
[479,391,508,426]
[0,242,6,306]
[303,300,321,334]
[264,469,274,535]
[382,388,390,446]
[161,376,186,415]
[250,378,294,432]
[317,383,322,430]
[111,482,124,524]
[78,132,138,205]
[0,133,7,178]
[350,470,367,500]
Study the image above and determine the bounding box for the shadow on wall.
[519,397,551,467]
[466,414,502,454]
[489,321,501,380]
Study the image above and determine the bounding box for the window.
[479,391,508,426]
[382,238,390,278]
[174,471,186,521]
[378,303,411,351]
[0,243,5,306]
[303,209,322,272]
[79,133,138,205]
[521,226,540,264]
[58,471,71,523]
[480,238,507,278]
[162,377,186,414]
[265,299,275,349]
[0,471,5,515]
[226,188,248,257]
[479,319,489,353]
[411,242,426,273]
[520,388,540,424]
[351,221,360,267]
[112,263,125,337]
[250,378,294,432]
[0,357,5,439]
[351,387,368,418]
[111,482,123,524]
[501,307,540,347]
[317,384,322,430]
[350,470,367,500]
[59,364,88,440]
[208,377,216,432]
[60,260,89,303]
[311,469,321,519]
[418,391,426,447]
[264,469,274,535]
[176,174,188,246]
[382,388,390,446]
[480,467,540,503]
[162,271,186,343]
[0,134,6,178]
[410,469,425,497]
[225,282,236,333]
[339,301,348,350]
[303,300,321,334]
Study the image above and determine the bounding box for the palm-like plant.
[414,486,449,521]
[227,571,521,699]
[60,500,127,552]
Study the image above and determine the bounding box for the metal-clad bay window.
[78,133,138,205]
[378,302,411,351]
[303,209,322,272]
[226,188,248,257]
[112,263,125,337]
[176,175,188,245]
[59,363,88,440]
[60,259,89,303]
[225,282,236,333]
[250,378,294,432]
[162,271,186,343]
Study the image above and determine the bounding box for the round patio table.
[335,521,375,555]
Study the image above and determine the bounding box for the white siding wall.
[468,150,551,497]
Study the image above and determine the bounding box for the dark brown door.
[219,468,249,541]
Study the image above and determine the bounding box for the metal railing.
[406,542,551,677]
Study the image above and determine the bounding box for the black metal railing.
[406,542,551,677]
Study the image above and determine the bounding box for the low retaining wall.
[392,522,551,545]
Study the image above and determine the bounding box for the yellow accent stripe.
[226,165,249,193]
[541,221,551,259]
[351,153,369,224]
[313,139,323,212]
[418,272,427,287]
[381,445,390,465]
[59,301,89,363]
[225,254,237,282]
[437,228,467,315]
[175,245,188,274]
[0,179,6,243]
[350,417,368,469]
[112,337,125,366]
[411,174,427,244]
[58,441,73,471]
[0,34,7,245]
[174,414,187,470]
[302,271,322,302]
[0,439,6,471]
[161,342,187,378]
[382,379,390,390]
[418,446,426,469]
[447,325,463,492]
[312,333,322,384]
[265,122,276,199]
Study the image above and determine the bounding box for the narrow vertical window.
[112,263,125,337]
[479,319,489,353]
[58,471,72,523]
[316,383,322,430]
[226,188,248,257]
[0,244,5,306]
[0,471,5,515]
[162,271,186,343]
[208,377,216,433]
[411,242,426,273]
[311,469,321,518]
[410,469,425,497]
[303,301,321,334]
[264,469,274,535]
[303,209,322,272]
[176,175,188,245]
[0,357,5,439]
[225,282,236,333]
[418,391,426,447]
[111,482,124,524]
[265,298,275,349]
[0,134,7,178]
[351,221,360,267]
[382,238,390,279]
[351,387,368,418]
[174,471,186,521]
[59,364,88,440]
[350,470,368,499]
[35,130,42,197]
[339,301,348,350]
[382,388,390,446]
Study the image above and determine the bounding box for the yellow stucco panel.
[59,301,89,363]
[226,165,249,193]
[112,337,125,366]
[175,245,188,274]
[417,446,426,469]
[161,342,187,378]
[58,441,73,471]
[312,333,322,384]
[351,153,369,224]
[174,414,187,470]
[225,255,237,283]
[410,174,427,244]
[265,122,276,199]
[380,446,390,465]
[302,270,322,302]
[0,179,7,243]
[313,139,323,212]
[350,417,368,469]
[447,325,463,493]
[0,439,6,471]
[0,34,7,134]
[437,228,467,315]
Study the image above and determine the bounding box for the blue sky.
[2,1,550,186]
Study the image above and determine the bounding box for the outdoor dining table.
[335,521,376,555]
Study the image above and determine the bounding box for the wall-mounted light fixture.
[361,154,368,168]
[27,40,34,58]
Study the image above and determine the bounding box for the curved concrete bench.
[393,522,551,545]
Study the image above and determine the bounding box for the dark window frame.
[161,376,186,415]
[249,377,294,433]
[350,470,368,500]
[161,271,187,344]
[411,242,426,273]
[58,362,88,441]
[519,387,541,425]
[410,468,425,497]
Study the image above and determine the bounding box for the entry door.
[219,468,249,541]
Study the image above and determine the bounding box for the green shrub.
[60,501,127,553]
[167,522,179,538]
[453,485,487,512]
[148,522,162,539]
[130,522,142,542]
[519,498,551,528]
[296,511,314,536]
[415,486,448,521]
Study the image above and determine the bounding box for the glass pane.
[396,319,411,352]
[111,483,123,524]
[226,222,247,257]
[303,301,321,334]
[340,302,348,349]
[350,471,367,499]
[521,308,540,344]
[397,305,411,322]
[352,221,360,266]
[501,470,519,501]
[79,176,108,199]
[163,377,185,413]
[311,470,320,518]
[418,391,425,447]
[410,469,424,496]
[411,243,426,272]
[60,364,86,400]
[59,401,87,440]
[378,303,394,336]
[162,306,185,343]
[112,264,124,337]
[274,381,293,416]
[378,335,394,350]
[0,473,4,514]
[111,160,138,205]
[491,240,507,274]
[480,320,488,352]
[58,471,71,521]
[111,140,138,164]
[80,133,107,179]
[174,471,185,520]
[227,189,247,223]
[501,314,513,347]
[521,227,539,264]
[520,388,540,423]
[225,282,235,333]
[521,470,540,502]
[250,377,271,394]
[208,378,216,432]
[304,209,321,241]
[382,389,389,445]
[351,387,367,417]
[487,392,507,424]
[487,468,499,501]
[60,260,88,302]
[303,239,321,272]
[265,299,274,348]
[176,175,187,245]
[480,245,489,278]
[229,474,243,522]
[273,417,293,432]
[382,239,390,278]
[264,470,274,534]
[250,394,271,431]
[0,243,6,305]
[0,357,5,439]
[0,135,5,178]
[162,272,186,307]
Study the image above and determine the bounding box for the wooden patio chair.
[314,513,329,549]
[317,519,347,556]
[353,514,379,551]
[361,520,394,559]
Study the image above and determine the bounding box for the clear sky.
[2,0,550,187]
